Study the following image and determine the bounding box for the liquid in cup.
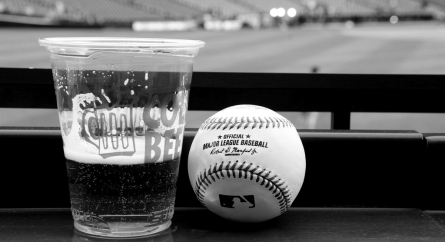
[39,38,204,237]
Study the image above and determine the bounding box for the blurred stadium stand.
[0,0,444,28]
[51,0,162,25]
[353,0,432,18]
[315,0,374,18]
[129,0,203,20]
[175,0,252,18]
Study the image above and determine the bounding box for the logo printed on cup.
[76,83,189,162]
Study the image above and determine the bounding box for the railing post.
[331,110,351,130]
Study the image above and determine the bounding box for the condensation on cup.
[39,37,204,237]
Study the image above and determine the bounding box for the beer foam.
[64,136,147,165]
[62,93,184,165]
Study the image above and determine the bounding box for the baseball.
[188,105,306,222]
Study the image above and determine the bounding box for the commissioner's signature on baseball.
[210,146,258,156]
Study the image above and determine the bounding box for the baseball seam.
[199,116,294,130]
[194,160,292,214]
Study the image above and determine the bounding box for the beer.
[66,158,179,230]
[56,69,189,234]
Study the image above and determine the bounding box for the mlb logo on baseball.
[188,105,306,223]
[219,195,255,209]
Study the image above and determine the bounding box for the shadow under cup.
[39,37,204,237]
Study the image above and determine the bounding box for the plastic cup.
[39,37,204,237]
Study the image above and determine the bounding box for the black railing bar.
[2,68,445,90]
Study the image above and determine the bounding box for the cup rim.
[38,37,205,49]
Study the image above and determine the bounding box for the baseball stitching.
[199,116,294,130]
[194,160,292,214]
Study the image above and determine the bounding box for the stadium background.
[1,0,445,132]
